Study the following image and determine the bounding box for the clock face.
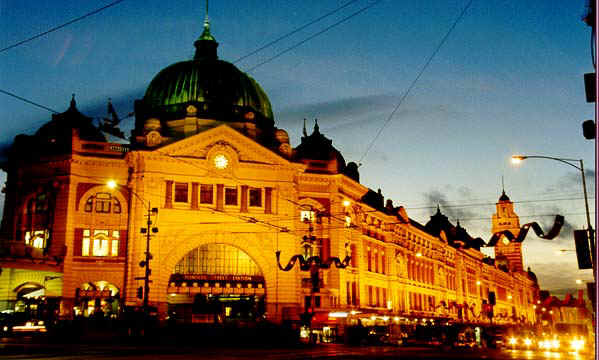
[214,154,229,169]
[502,237,510,245]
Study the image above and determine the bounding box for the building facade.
[0,19,539,327]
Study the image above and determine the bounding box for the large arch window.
[174,244,261,276]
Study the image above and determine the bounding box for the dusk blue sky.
[0,0,595,296]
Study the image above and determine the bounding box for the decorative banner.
[275,251,351,271]
[485,215,565,247]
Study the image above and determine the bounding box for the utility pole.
[139,203,158,315]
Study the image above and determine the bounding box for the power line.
[233,0,361,64]
[405,196,593,210]
[358,0,474,164]
[0,0,127,54]
[0,89,58,113]
[247,0,382,72]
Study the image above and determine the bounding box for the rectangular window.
[200,184,213,204]
[249,188,261,207]
[174,182,188,203]
[82,238,90,256]
[225,187,237,205]
[367,247,372,272]
[95,193,111,213]
[368,286,373,306]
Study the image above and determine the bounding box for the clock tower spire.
[492,189,524,272]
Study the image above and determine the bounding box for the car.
[11,320,47,334]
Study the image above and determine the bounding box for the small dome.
[36,96,105,143]
[293,120,346,173]
[499,190,510,202]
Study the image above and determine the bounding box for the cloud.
[526,262,592,295]
[547,169,596,194]
[422,188,477,223]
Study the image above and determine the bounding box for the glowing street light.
[107,179,158,316]
[511,154,595,279]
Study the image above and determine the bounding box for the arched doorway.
[167,243,266,323]
[74,281,120,318]
[13,282,46,320]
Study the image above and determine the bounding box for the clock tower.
[492,190,524,272]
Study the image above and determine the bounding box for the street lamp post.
[107,180,158,316]
[511,155,595,277]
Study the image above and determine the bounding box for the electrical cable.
[358,0,474,164]
[233,0,361,64]
[246,0,382,72]
[0,89,59,113]
[0,0,127,54]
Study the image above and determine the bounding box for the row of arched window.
[407,260,435,285]
[84,193,121,214]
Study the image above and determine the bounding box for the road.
[0,341,594,360]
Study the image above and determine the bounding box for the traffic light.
[574,230,593,269]
[582,120,596,139]
[136,286,143,299]
[584,73,595,103]
[488,291,496,306]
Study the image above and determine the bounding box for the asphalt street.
[0,341,595,360]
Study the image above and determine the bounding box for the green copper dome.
[143,59,273,123]
[143,17,274,128]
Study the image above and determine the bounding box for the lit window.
[200,184,213,204]
[174,182,188,203]
[24,230,49,249]
[93,230,110,256]
[225,188,237,205]
[95,193,111,213]
[300,210,315,223]
[81,229,120,257]
[249,188,261,207]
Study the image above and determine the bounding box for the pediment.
[155,125,292,167]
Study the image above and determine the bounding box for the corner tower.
[492,190,524,272]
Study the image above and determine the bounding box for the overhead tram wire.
[246,0,383,72]
[0,0,127,54]
[0,89,58,113]
[233,0,362,64]
[358,0,475,165]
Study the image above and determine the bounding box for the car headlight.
[570,339,584,351]
[509,337,517,345]
[524,338,532,346]
[551,339,560,349]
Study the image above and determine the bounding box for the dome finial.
[194,0,218,60]
[302,118,307,137]
[314,118,320,134]
[70,93,76,109]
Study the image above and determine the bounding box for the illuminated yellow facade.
[0,19,540,326]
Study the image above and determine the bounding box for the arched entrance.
[74,281,120,318]
[167,243,266,323]
[13,282,46,320]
